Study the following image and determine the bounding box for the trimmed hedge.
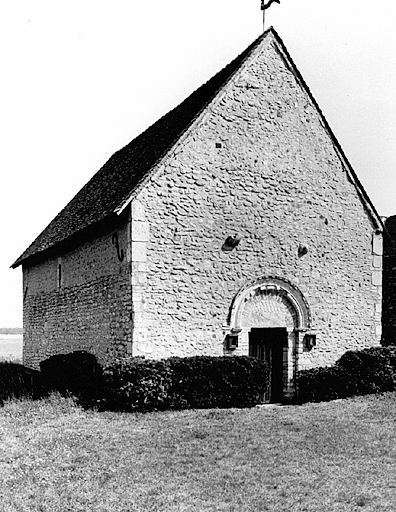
[337,347,396,394]
[40,351,103,408]
[297,365,357,403]
[101,355,269,412]
[166,355,269,410]
[0,362,44,404]
[297,347,396,403]
[4,346,396,409]
[101,357,172,412]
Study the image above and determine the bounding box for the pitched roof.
[12,32,266,268]
[12,28,383,268]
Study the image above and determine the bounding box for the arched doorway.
[226,276,312,402]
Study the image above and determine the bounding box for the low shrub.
[40,351,103,407]
[297,365,357,403]
[0,362,44,404]
[297,347,396,403]
[1,353,268,411]
[101,357,173,412]
[337,347,396,395]
[166,355,269,410]
[101,355,269,412]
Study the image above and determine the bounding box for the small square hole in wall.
[215,142,222,149]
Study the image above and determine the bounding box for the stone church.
[13,28,384,401]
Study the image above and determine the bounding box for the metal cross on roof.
[261,0,281,32]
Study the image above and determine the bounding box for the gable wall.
[132,37,382,368]
[23,216,132,369]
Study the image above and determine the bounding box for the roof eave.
[11,212,122,269]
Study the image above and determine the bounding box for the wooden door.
[249,328,286,403]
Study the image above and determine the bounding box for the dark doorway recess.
[249,327,286,403]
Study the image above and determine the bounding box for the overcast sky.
[1,0,395,327]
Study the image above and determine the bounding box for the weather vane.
[261,0,280,32]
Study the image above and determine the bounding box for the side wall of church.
[23,216,132,369]
[131,37,382,369]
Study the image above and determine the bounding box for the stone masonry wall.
[131,35,382,369]
[23,215,132,369]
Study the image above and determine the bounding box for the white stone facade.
[129,34,382,383]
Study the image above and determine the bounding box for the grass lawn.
[0,393,395,512]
